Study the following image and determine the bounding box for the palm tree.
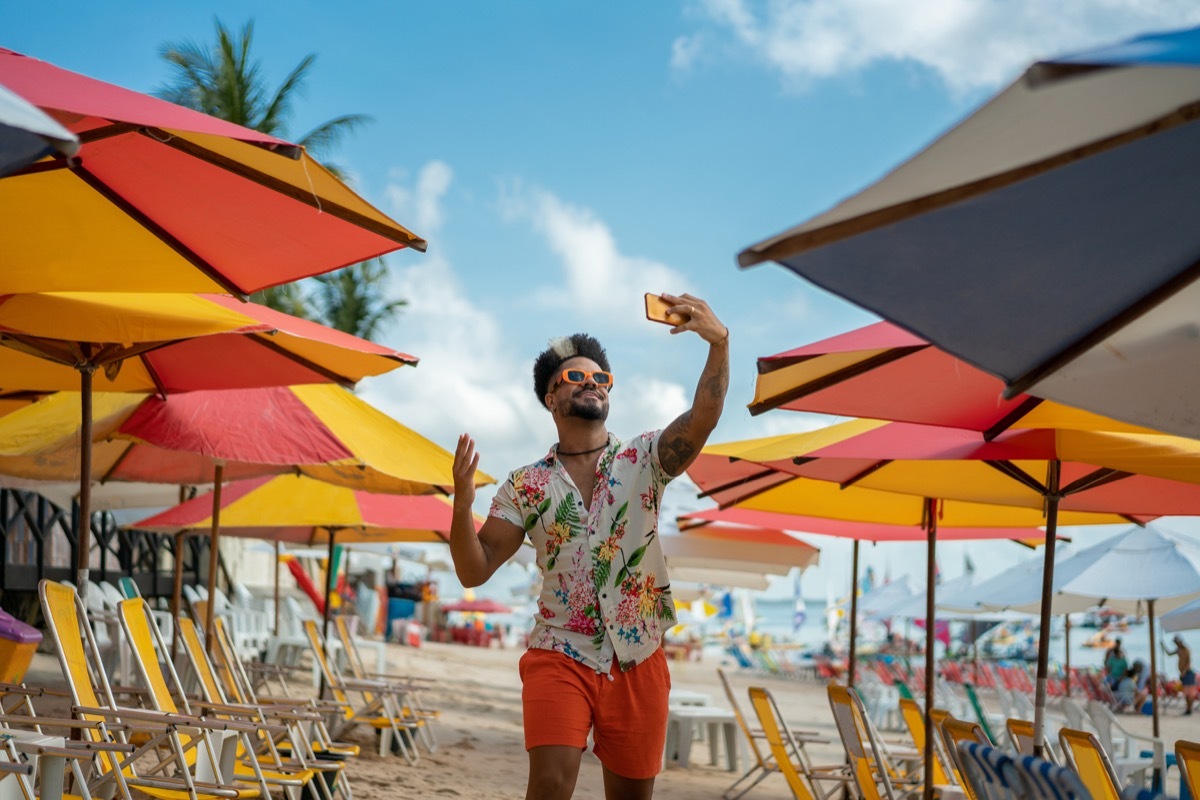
[157,19,406,339]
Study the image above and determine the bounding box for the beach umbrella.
[748,322,1149,436]
[129,473,479,644]
[1058,526,1200,738]
[441,598,512,614]
[0,384,494,644]
[663,523,820,573]
[0,48,424,296]
[0,80,77,176]
[737,26,1200,438]
[0,292,421,604]
[1162,598,1200,633]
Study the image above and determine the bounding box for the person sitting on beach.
[1114,661,1147,712]
[1104,638,1128,691]
[449,297,729,800]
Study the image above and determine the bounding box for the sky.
[8,1,1200,600]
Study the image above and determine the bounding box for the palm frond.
[297,113,372,158]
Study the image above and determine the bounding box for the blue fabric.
[386,597,416,639]
[1047,26,1200,68]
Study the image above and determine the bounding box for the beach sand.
[18,642,1197,799]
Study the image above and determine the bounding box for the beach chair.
[963,684,1001,745]
[180,615,360,774]
[118,597,329,800]
[955,742,1026,800]
[1012,752,1090,800]
[331,616,438,749]
[1085,700,1162,786]
[302,620,423,762]
[898,699,952,787]
[1058,728,1125,800]
[828,685,941,800]
[1006,719,1060,764]
[1177,741,1200,800]
[39,579,257,800]
[746,686,851,800]
[940,718,993,800]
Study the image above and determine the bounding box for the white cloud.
[385,161,454,234]
[676,0,1200,92]
[499,183,688,328]
[670,34,705,72]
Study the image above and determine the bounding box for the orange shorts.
[519,647,671,780]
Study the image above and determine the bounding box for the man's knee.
[527,745,582,800]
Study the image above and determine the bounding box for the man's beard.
[567,395,608,422]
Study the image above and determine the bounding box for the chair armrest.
[0,761,31,775]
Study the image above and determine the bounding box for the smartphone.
[645,293,686,325]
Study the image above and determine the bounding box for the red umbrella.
[749,321,1150,436]
[0,48,425,296]
[441,598,512,614]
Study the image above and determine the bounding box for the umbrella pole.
[1032,460,1061,759]
[1148,599,1160,739]
[923,498,937,800]
[76,366,95,605]
[848,539,860,687]
[204,463,225,654]
[1064,615,1071,697]
[323,531,337,662]
[171,531,185,656]
[274,541,282,637]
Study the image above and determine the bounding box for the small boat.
[1082,631,1116,649]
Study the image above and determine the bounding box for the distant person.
[449,300,729,800]
[356,571,380,638]
[1104,638,1128,691]
[1114,661,1147,712]
[1164,635,1195,715]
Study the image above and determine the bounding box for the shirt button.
[601,593,607,599]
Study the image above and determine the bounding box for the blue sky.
[9,1,1200,598]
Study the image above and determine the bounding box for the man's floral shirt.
[489,432,676,673]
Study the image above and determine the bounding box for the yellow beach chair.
[1177,740,1200,800]
[746,686,851,800]
[938,718,991,800]
[302,621,423,762]
[898,699,951,787]
[1057,728,1123,800]
[117,598,321,800]
[39,579,255,800]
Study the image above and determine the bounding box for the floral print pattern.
[489,431,676,673]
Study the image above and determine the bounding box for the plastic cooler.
[0,608,42,683]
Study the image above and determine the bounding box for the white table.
[663,706,740,771]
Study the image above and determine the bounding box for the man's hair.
[533,333,610,408]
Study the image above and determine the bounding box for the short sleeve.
[488,473,523,528]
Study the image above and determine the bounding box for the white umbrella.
[1162,597,1200,633]
[0,81,78,176]
[660,531,819,572]
[1058,525,1200,738]
[976,538,1117,615]
[854,576,915,621]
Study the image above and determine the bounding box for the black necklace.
[557,443,607,457]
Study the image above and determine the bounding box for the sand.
[17,642,1197,800]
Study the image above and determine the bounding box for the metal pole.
[274,540,282,636]
[323,531,337,659]
[171,531,185,654]
[1032,460,1061,760]
[923,498,937,800]
[1064,615,1071,697]
[848,539,860,688]
[76,367,95,604]
[1148,599,1160,738]
[204,463,224,654]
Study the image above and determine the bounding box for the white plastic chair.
[1085,700,1161,786]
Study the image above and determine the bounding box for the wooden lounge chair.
[746,686,850,800]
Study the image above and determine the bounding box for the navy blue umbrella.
[741,26,1200,438]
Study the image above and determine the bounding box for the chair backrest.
[334,616,369,680]
[177,616,233,706]
[302,620,353,715]
[117,598,184,715]
[898,698,949,785]
[747,686,816,800]
[99,581,126,609]
[1014,753,1090,800]
[964,683,999,743]
[1176,740,1200,800]
[1057,728,1121,800]
[828,684,894,800]
[957,742,1024,800]
[1007,717,1060,763]
[941,718,992,800]
[211,617,252,705]
[1084,700,1120,757]
[37,580,131,781]
[118,576,141,599]
[1060,698,1092,733]
[716,668,768,770]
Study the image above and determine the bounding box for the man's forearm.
[449,503,492,588]
[691,338,729,433]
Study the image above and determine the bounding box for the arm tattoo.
[659,410,698,476]
[704,358,729,402]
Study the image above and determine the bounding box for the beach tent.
[736,26,1200,439]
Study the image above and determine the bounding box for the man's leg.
[601,765,655,800]
[527,745,584,800]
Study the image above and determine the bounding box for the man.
[450,293,728,800]
[1164,635,1195,715]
